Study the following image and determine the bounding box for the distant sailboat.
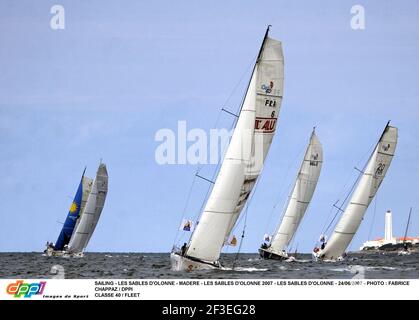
[171,26,284,271]
[398,208,413,255]
[260,128,323,260]
[313,122,398,261]
[45,163,108,257]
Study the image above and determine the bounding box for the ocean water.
[0,252,418,279]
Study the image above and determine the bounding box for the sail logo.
[6,280,46,298]
[255,118,277,133]
[310,153,319,166]
[382,143,391,152]
[375,163,386,176]
[261,81,274,93]
[69,202,78,214]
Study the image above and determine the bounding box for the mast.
[402,208,412,246]
[257,25,271,61]
[236,25,271,118]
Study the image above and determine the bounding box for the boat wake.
[285,258,311,263]
[226,267,268,272]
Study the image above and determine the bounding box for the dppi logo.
[6,280,46,298]
[261,81,274,94]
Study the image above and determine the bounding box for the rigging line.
[341,129,390,253]
[329,140,375,211]
[233,25,271,118]
[193,56,256,223]
[186,59,252,233]
[263,144,306,235]
[403,207,413,243]
[264,179,293,235]
[173,173,198,245]
[202,55,255,196]
[188,29,269,249]
[320,140,374,238]
[270,183,295,245]
[319,206,338,238]
[197,30,267,232]
[348,202,370,253]
[224,56,256,114]
[322,170,363,236]
[288,177,315,252]
[296,158,322,243]
[230,162,264,240]
[176,110,224,247]
[233,202,249,270]
[230,182,257,236]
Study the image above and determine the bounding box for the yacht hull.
[170,252,221,271]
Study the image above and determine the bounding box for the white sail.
[68,164,108,253]
[186,31,284,263]
[86,164,108,244]
[225,37,285,238]
[269,130,323,255]
[319,124,398,260]
[72,176,93,234]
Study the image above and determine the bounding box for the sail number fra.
[264,99,277,107]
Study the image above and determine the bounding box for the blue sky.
[0,1,418,253]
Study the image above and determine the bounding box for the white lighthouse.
[384,210,397,244]
[360,209,397,250]
[384,210,393,242]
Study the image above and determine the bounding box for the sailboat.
[45,163,109,257]
[313,122,398,261]
[259,128,323,260]
[398,208,413,255]
[171,26,284,271]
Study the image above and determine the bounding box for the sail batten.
[185,32,284,263]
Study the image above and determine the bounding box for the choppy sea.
[0,252,418,279]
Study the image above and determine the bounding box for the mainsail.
[319,123,398,260]
[186,27,284,263]
[72,176,93,236]
[86,164,108,244]
[68,164,108,253]
[54,170,85,251]
[269,129,323,255]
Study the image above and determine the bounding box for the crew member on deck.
[181,243,187,256]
